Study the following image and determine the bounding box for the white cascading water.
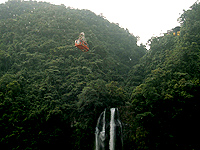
[100,110,106,149]
[109,108,116,150]
[95,110,106,150]
[95,108,122,150]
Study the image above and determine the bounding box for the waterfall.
[95,108,123,150]
[109,108,116,150]
[95,109,106,150]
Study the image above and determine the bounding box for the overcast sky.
[0,0,198,45]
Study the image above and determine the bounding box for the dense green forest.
[0,0,199,149]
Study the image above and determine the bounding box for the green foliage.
[125,1,200,149]
[1,0,200,149]
[0,0,145,149]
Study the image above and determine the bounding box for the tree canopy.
[0,1,145,149]
[125,1,200,149]
[0,0,200,149]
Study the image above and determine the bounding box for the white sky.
[0,0,198,46]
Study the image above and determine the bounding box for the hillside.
[0,1,146,149]
[1,0,200,150]
[124,1,200,149]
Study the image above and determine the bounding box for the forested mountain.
[124,2,200,149]
[0,0,200,150]
[0,1,145,149]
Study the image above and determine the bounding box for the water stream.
[95,109,106,150]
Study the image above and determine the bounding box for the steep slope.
[0,1,146,149]
[123,2,200,149]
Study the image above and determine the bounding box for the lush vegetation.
[0,0,199,149]
[124,2,200,149]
